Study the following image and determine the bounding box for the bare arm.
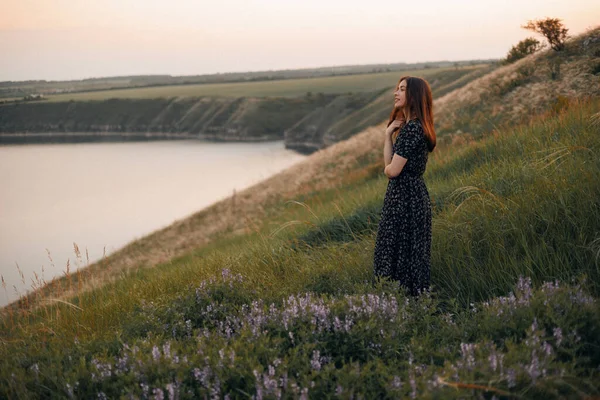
[382,119,403,176]
[383,134,393,167]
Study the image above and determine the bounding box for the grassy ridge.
[34,66,483,102]
[1,97,598,398]
[0,60,492,101]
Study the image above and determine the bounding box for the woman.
[373,76,436,296]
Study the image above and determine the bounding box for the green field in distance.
[44,66,485,102]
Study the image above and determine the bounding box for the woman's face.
[394,79,407,109]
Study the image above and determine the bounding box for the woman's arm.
[383,134,393,168]
[383,119,403,169]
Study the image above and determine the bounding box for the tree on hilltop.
[522,18,569,51]
[504,37,544,64]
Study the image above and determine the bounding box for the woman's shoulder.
[404,118,424,134]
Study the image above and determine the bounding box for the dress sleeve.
[394,121,422,159]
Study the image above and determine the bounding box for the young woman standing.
[373,76,436,296]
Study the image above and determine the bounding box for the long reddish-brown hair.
[387,76,436,152]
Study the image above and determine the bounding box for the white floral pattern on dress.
[373,119,432,296]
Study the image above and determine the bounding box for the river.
[0,139,306,308]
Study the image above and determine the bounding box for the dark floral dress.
[373,119,432,296]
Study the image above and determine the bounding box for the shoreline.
[0,132,286,146]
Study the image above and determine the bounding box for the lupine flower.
[344,316,354,333]
[391,376,402,389]
[279,371,289,391]
[253,369,263,400]
[166,382,177,400]
[488,350,497,372]
[116,354,129,374]
[311,350,322,371]
[152,388,165,400]
[185,320,192,337]
[152,345,160,361]
[140,383,149,397]
[300,387,309,400]
[525,318,541,348]
[210,376,221,400]
[542,341,553,356]
[459,343,476,370]
[336,385,344,395]
[90,358,112,381]
[193,365,212,388]
[516,276,533,305]
[527,350,541,383]
[333,316,343,331]
[506,368,516,388]
[570,289,594,305]
[553,327,563,347]
[409,369,417,399]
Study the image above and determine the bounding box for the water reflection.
[0,139,305,307]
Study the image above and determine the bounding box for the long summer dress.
[373,118,432,296]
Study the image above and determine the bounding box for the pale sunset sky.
[1,0,598,82]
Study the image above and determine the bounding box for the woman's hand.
[385,118,405,137]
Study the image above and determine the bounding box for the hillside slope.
[1,85,599,400]
[3,27,599,313]
[435,27,600,138]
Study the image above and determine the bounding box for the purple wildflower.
[116,353,129,374]
[311,350,321,371]
[152,345,160,361]
[488,351,497,372]
[409,368,417,399]
[553,327,563,347]
[253,369,263,400]
[460,343,476,370]
[526,350,541,384]
[140,383,149,398]
[166,382,177,400]
[152,388,165,400]
[542,341,553,357]
[300,387,309,400]
[506,368,516,388]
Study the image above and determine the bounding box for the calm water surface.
[0,139,306,307]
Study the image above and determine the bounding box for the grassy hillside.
[1,28,599,398]
[1,95,598,398]
[15,66,482,102]
[1,60,490,101]
[286,65,496,151]
[3,27,597,310]
[435,27,600,138]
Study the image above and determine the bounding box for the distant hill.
[0,59,495,100]
[0,66,492,153]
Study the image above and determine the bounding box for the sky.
[0,0,598,82]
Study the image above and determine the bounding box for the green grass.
[41,66,484,102]
[1,98,599,398]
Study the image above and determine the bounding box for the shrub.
[522,18,569,51]
[505,37,543,64]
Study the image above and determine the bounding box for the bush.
[522,18,569,51]
[505,37,543,64]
